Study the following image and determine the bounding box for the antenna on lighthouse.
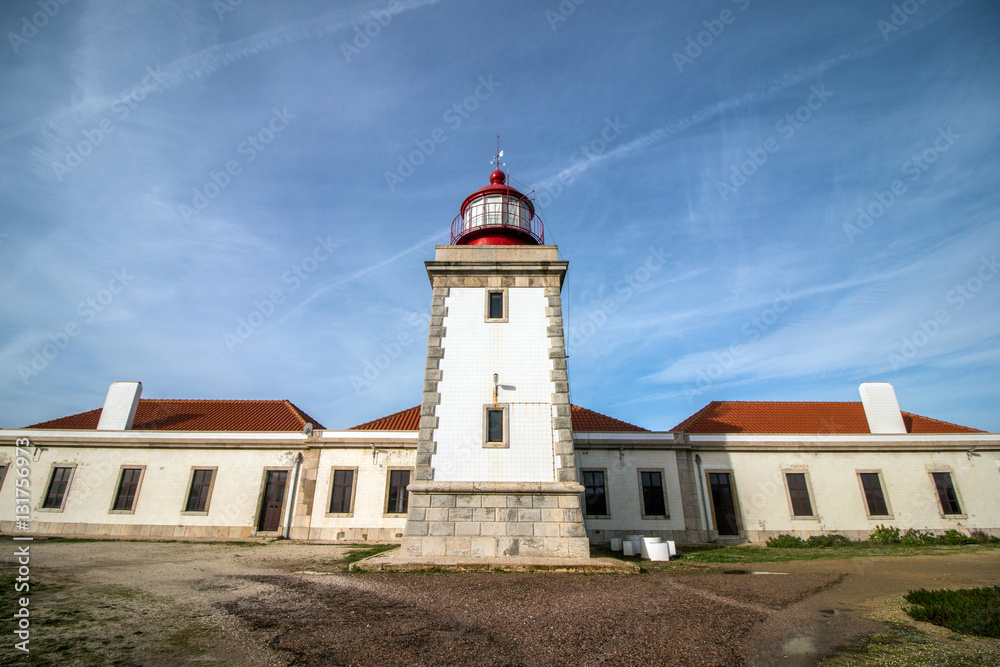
[491,135,505,171]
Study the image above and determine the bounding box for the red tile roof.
[350,405,649,432]
[26,399,323,432]
[672,401,983,435]
[570,405,648,432]
[350,406,422,431]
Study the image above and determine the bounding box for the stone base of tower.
[400,481,590,559]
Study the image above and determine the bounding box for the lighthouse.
[400,162,590,560]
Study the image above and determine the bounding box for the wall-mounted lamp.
[493,373,499,405]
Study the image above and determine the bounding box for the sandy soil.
[2,539,998,666]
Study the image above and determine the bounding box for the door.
[257,470,288,532]
[708,472,740,536]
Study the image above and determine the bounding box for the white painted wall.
[697,447,1000,538]
[308,446,414,535]
[4,445,299,529]
[575,448,687,534]
[433,287,556,482]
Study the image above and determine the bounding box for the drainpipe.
[695,454,714,543]
[284,452,304,540]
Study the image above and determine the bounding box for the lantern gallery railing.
[451,193,544,244]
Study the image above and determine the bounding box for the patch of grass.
[905,586,1000,638]
[604,541,1000,568]
[343,544,398,566]
[821,622,1000,666]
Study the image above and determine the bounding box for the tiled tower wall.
[402,245,588,558]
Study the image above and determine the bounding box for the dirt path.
[2,539,998,666]
[744,552,1000,665]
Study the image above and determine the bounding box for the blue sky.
[2,0,998,432]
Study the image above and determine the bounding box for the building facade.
[2,170,998,548]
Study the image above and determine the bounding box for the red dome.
[451,169,544,245]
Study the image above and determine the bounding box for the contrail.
[531,0,966,194]
[275,228,449,326]
[1,0,444,145]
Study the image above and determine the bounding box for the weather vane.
[491,135,505,170]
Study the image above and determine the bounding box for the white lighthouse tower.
[401,161,590,560]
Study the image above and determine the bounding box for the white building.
[2,169,998,549]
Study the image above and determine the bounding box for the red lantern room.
[450,168,544,246]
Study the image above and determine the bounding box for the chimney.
[859,382,907,434]
[97,381,143,431]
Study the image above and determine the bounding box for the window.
[488,409,503,442]
[785,472,814,517]
[111,467,143,512]
[932,472,962,515]
[184,468,216,513]
[484,288,508,322]
[638,470,667,517]
[386,469,411,514]
[42,466,74,509]
[328,469,356,514]
[0,464,7,492]
[482,404,509,448]
[489,292,503,319]
[858,472,890,517]
[582,470,608,516]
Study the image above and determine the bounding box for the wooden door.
[257,470,288,532]
[708,472,740,536]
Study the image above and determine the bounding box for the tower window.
[484,289,508,322]
[489,292,503,318]
[482,404,509,448]
[487,409,503,442]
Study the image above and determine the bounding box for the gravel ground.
[2,539,998,666]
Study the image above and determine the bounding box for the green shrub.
[766,534,806,548]
[900,528,935,545]
[904,586,1000,638]
[936,529,976,545]
[806,534,853,548]
[870,524,901,544]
